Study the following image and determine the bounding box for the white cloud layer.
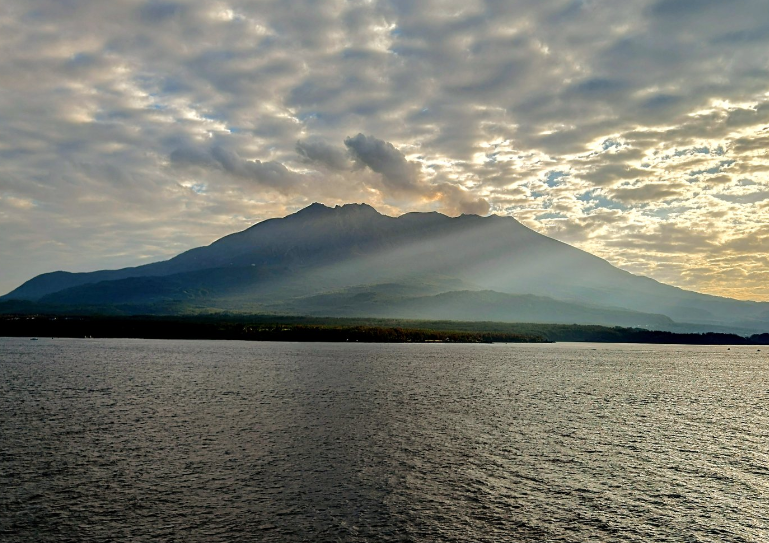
[1,0,769,300]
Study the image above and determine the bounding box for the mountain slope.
[3,203,767,333]
[266,287,677,329]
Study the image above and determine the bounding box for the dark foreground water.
[1,339,767,542]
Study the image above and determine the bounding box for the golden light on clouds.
[1,0,768,301]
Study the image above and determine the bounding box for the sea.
[1,338,767,542]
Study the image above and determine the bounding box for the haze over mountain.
[3,203,768,334]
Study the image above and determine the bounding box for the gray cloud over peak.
[344,133,421,194]
[168,134,488,217]
[1,0,769,300]
[341,133,490,214]
[296,140,352,171]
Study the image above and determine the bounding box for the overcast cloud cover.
[2,0,769,300]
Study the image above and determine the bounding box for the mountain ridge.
[3,203,767,334]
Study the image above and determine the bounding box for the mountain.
[2,203,768,333]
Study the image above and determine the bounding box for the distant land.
[2,203,768,336]
[3,315,769,345]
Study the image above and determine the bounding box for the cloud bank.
[1,0,768,300]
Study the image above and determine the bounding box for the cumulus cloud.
[439,185,491,216]
[580,164,653,187]
[340,133,490,214]
[344,133,421,194]
[170,145,301,193]
[296,140,352,171]
[608,183,686,204]
[716,191,769,204]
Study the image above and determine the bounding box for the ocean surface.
[1,338,767,542]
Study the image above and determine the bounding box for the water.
[1,338,767,542]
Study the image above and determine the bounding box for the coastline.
[2,315,767,345]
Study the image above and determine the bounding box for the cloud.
[344,133,421,193]
[649,0,731,19]
[341,133,490,214]
[139,1,187,24]
[296,139,352,171]
[716,191,769,204]
[580,164,652,187]
[1,0,769,300]
[168,134,489,217]
[608,183,686,204]
[170,145,301,193]
[438,184,491,216]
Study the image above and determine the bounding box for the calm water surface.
[1,338,767,542]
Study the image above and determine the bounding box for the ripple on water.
[1,339,767,542]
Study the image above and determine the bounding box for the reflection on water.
[1,339,767,541]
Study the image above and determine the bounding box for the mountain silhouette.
[3,203,767,332]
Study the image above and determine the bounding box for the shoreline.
[2,314,768,345]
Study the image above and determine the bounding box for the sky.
[1,0,769,301]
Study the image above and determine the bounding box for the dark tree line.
[2,314,767,345]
